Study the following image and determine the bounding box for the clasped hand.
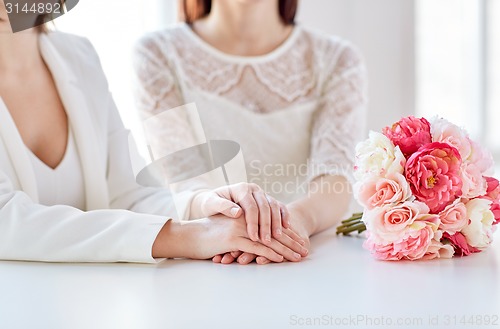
[192,183,309,264]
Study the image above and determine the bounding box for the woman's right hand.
[152,214,306,262]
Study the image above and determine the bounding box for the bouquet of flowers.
[337,116,500,260]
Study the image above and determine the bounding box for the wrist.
[287,202,317,237]
[152,219,205,259]
[189,190,211,219]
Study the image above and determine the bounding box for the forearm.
[288,175,352,236]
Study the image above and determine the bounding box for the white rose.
[462,198,495,249]
[353,131,405,181]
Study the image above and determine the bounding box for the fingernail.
[240,256,247,262]
[294,253,301,260]
[230,207,240,216]
[265,234,271,242]
[302,248,308,255]
[300,240,306,246]
[275,228,282,236]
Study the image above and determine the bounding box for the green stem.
[336,213,366,235]
[341,213,363,224]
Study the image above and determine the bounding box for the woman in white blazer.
[0,4,306,263]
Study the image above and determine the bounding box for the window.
[416,0,499,166]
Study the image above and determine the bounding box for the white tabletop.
[0,229,499,329]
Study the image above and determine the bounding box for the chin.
[235,0,267,4]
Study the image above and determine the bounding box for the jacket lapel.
[0,98,39,201]
[39,33,109,210]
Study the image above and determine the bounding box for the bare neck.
[0,31,42,74]
[192,0,293,56]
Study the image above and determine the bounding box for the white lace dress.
[133,23,368,204]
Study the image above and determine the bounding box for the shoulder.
[40,32,110,103]
[299,26,365,71]
[134,24,187,59]
[41,31,100,63]
[40,31,107,83]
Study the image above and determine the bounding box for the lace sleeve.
[308,42,368,184]
[133,34,211,219]
[132,34,185,117]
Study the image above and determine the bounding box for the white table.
[0,229,499,329]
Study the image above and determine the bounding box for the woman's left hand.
[191,183,291,241]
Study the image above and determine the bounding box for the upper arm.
[309,42,368,184]
[132,34,185,118]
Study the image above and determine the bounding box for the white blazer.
[0,32,177,263]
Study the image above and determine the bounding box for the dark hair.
[181,0,298,25]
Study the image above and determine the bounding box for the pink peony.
[438,200,468,234]
[422,231,455,260]
[395,218,438,260]
[355,173,412,210]
[353,132,406,181]
[363,234,402,261]
[443,232,480,257]
[363,201,429,243]
[460,162,487,199]
[468,139,495,175]
[405,142,462,213]
[483,176,500,225]
[430,117,472,160]
[462,198,495,249]
[383,116,432,156]
[485,176,500,200]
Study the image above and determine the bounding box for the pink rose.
[355,173,412,210]
[364,215,439,261]
[438,200,468,234]
[383,116,432,156]
[443,232,481,257]
[405,142,462,213]
[363,201,430,243]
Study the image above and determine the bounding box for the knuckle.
[249,183,260,191]
[246,203,259,213]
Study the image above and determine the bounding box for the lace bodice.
[133,23,368,203]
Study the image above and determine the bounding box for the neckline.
[179,22,302,64]
[27,126,73,171]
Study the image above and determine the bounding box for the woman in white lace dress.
[133,0,368,264]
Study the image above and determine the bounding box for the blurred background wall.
[56,0,499,167]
